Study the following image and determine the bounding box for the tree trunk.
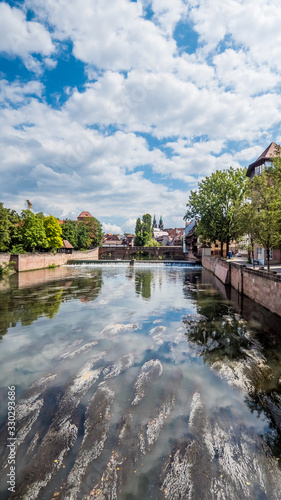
[267,248,270,270]
[226,236,229,258]
[220,241,223,257]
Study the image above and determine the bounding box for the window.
[257,247,263,256]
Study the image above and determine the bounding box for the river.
[0,264,280,499]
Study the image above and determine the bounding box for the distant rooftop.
[61,239,74,249]
[247,142,280,177]
[77,211,93,220]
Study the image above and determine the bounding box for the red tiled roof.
[57,220,64,224]
[77,211,93,218]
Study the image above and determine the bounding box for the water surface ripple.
[0,266,280,499]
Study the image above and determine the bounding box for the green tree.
[236,201,259,265]
[44,215,63,251]
[134,218,143,246]
[82,216,103,247]
[20,210,48,252]
[0,203,12,251]
[250,169,281,270]
[142,213,152,245]
[61,220,78,248]
[135,218,142,235]
[144,237,160,247]
[134,214,153,247]
[76,222,92,249]
[184,167,249,256]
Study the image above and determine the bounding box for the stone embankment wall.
[202,256,281,317]
[2,248,99,272]
[0,254,11,268]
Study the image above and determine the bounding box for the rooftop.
[77,211,93,219]
[247,142,280,177]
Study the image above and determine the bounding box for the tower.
[159,215,164,231]
[152,214,157,229]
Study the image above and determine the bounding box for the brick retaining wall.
[1,248,99,272]
[0,254,11,268]
[202,255,281,317]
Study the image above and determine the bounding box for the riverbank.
[0,248,99,272]
[202,255,281,317]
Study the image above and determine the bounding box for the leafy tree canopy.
[76,221,92,249]
[61,220,78,248]
[82,216,103,247]
[44,215,63,250]
[184,167,249,255]
[0,203,12,252]
[20,210,48,252]
[134,213,153,247]
[249,165,281,269]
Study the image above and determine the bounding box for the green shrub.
[11,245,26,254]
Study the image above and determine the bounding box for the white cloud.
[102,222,123,234]
[64,70,281,142]
[27,0,177,72]
[122,218,137,233]
[1,0,281,230]
[150,0,188,35]
[234,146,263,162]
[188,0,281,71]
[0,79,43,104]
[213,50,281,96]
[0,3,54,71]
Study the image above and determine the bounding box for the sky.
[1,0,281,234]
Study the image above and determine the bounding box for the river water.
[0,264,281,500]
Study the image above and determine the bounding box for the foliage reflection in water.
[0,265,280,500]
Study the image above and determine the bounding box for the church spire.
[152,214,157,229]
[159,215,164,231]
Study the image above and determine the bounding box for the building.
[183,220,198,259]
[122,234,135,246]
[247,142,281,265]
[246,142,279,179]
[102,233,123,246]
[57,240,74,254]
[165,228,184,246]
[152,228,169,246]
[77,211,93,221]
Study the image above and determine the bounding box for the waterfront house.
[246,142,279,179]
[183,220,198,259]
[246,142,281,265]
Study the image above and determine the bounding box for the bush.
[11,245,26,254]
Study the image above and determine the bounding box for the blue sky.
[1,0,281,234]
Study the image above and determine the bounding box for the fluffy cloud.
[102,222,123,234]
[1,0,281,229]
[188,0,281,71]
[26,0,177,72]
[0,2,54,72]
[122,218,137,233]
[64,70,281,142]
[0,80,43,104]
